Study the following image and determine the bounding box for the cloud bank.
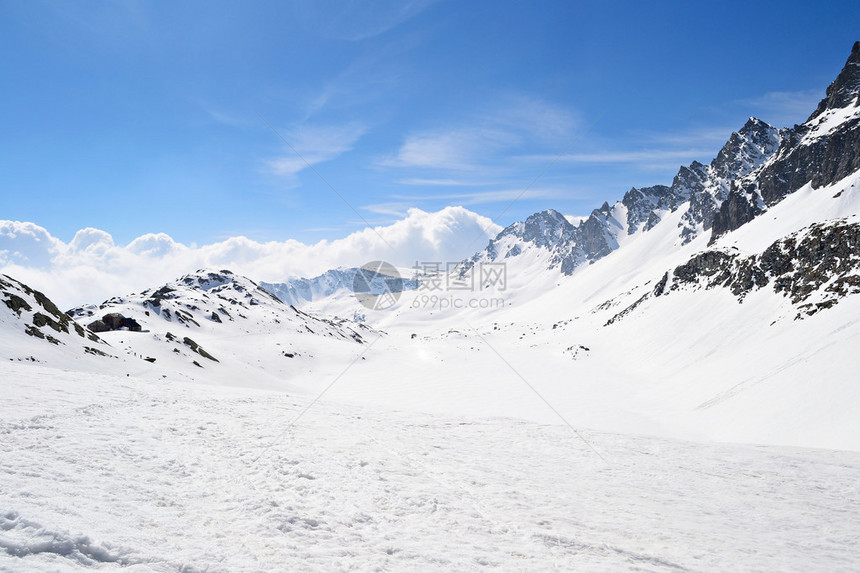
[0,207,501,310]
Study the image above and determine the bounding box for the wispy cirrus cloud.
[482,94,580,144]
[396,178,498,187]
[380,95,581,173]
[390,187,568,205]
[296,0,442,42]
[263,122,368,178]
[736,89,823,127]
[513,123,741,173]
[537,148,718,165]
[362,186,571,218]
[380,126,518,171]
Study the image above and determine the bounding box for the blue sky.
[2,0,859,246]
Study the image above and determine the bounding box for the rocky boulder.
[88,313,142,333]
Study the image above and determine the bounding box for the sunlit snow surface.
[1,362,859,572]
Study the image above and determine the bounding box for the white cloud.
[68,228,115,255]
[0,207,501,310]
[0,221,64,267]
[126,233,185,257]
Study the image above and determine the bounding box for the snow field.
[2,362,860,572]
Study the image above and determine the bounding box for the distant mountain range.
[260,268,419,308]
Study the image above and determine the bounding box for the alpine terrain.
[2,42,860,572]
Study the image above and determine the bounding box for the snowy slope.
[2,361,859,572]
[286,168,860,452]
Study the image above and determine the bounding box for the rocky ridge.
[1,274,112,360]
[603,218,860,325]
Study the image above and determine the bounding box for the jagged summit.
[465,113,784,275]
[711,117,782,179]
[498,209,575,248]
[808,40,860,121]
[464,42,860,269]
[711,42,860,241]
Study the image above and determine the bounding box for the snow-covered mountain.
[63,269,375,388]
[1,274,118,365]
[711,41,860,240]
[460,119,785,280]
[260,267,419,308]
[462,42,860,282]
[611,215,860,325]
[69,269,370,338]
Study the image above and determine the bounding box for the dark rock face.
[752,119,860,208]
[88,320,110,333]
[1,274,95,345]
[808,41,860,121]
[515,209,577,249]
[623,185,671,234]
[579,203,619,261]
[462,209,585,276]
[464,207,621,277]
[88,313,142,333]
[680,118,783,244]
[710,191,761,242]
[103,313,125,330]
[712,43,860,241]
[607,219,860,326]
[143,286,177,308]
[670,220,860,315]
[182,336,219,362]
[121,317,142,331]
[3,292,32,316]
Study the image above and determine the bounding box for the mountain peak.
[739,117,773,135]
[525,209,568,224]
[808,41,860,121]
[515,209,575,245]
